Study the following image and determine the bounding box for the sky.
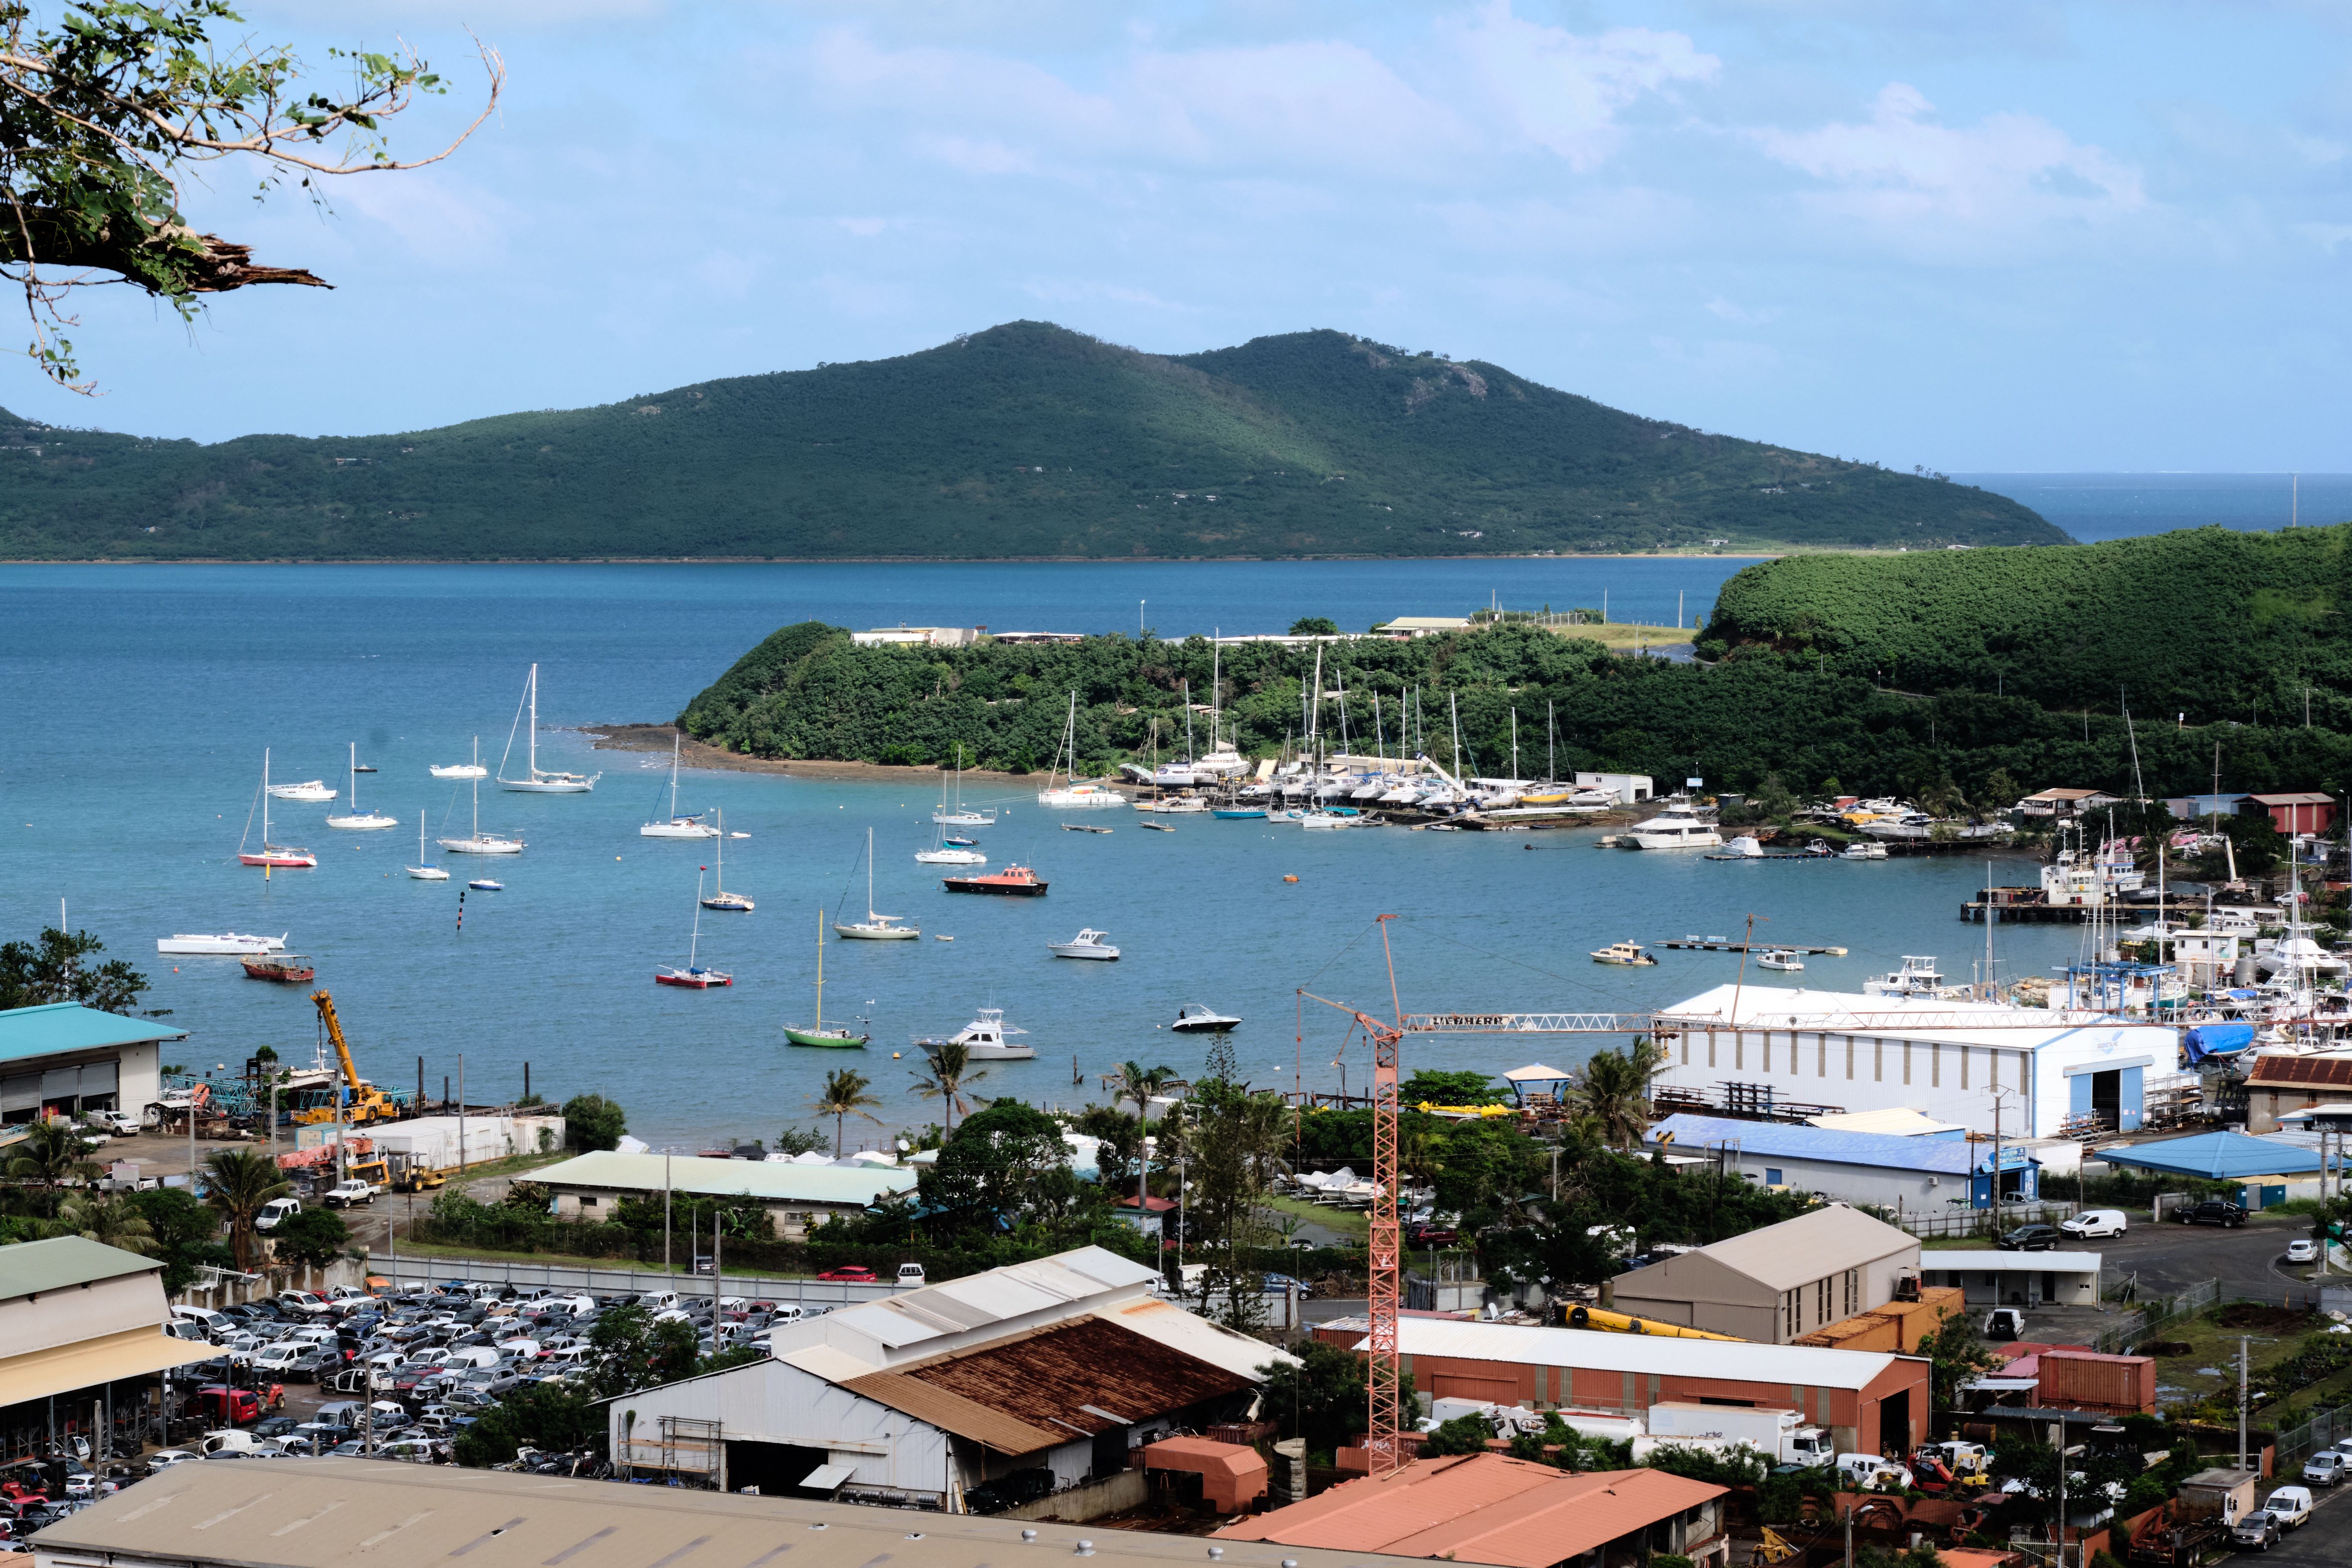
[7,0,2350,470]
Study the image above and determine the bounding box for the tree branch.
[0,206,329,291]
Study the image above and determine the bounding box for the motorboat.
[325,743,397,830]
[1713,835,1764,859]
[405,814,449,881]
[267,778,336,803]
[1756,948,1805,972]
[1171,1004,1241,1033]
[239,750,319,868]
[785,909,868,1046]
[835,828,919,939]
[241,955,315,984]
[1863,956,1953,998]
[1213,807,1267,819]
[1049,929,1120,960]
[1140,796,1211,814]
[497,663,600,792]
[468,879,504,892]
[1627,800,1722,851]
[430,760,487,780]
[158,933,286,956]
[1036,692,1126,808]
[1840,840,1887,860]
[698,809,754,910]
[641,734,720,838]
[916,1006,1034,1060]
[942,864,1048,896]
[656,871,732,988]
[1300,809,1362,829]
[1591,941,1656,966]
[439,739,524,855]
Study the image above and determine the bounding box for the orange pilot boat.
[941,863,1048,896]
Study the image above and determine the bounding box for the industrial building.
[600,1247,1294,1511]
[1216,1453,1729,1568]
[1606,1206,1921,1343]
[2091,1130,2324,1210]
[1912,1250,2102,1308]
[2244,1055,2352,1134]
[1334,1317,1929,1457]
[1647,1113,2039,1213]
[0,1235,207,1462]
[532,1149,916,1238]
[0,1002,186,1127]
[1650,984,2179,1138]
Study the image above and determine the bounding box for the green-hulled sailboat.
[784,907,869,1048]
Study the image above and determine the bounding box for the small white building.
[1912,1249,2102,1308]
[533,1150,916,1239]
[1652,984,2179,1139]
[1380,616,1474,637]
[850,625,980,648]
[1575,772,1654,804]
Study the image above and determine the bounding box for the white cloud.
[1446,3,1719,170]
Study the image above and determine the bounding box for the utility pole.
[2054,1418,2070,1568]
[2237,1337,2250,1470]
[664,1151,673,1273]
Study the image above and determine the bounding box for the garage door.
[1431,1374,1520,1404]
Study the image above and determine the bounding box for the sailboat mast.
[262,748,272,843]
[815,908,825,1030]
[867,827,876,917]
[689,872,704,970]
[528,664,539,779]
[1183,680,1194,765]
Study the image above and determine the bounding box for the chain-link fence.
[2275,1400,2352,1469]
[2092,1278,2221,1353]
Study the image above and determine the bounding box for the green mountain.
[0,321,2062,560]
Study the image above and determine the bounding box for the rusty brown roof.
[835,1369,1066,1454]
[888,1313,1251,1448]
[2247,1056,2352,1088]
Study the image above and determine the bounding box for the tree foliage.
[0,926,151,1014]
[199,1147,288,1270]
[561,1094,626,1153]
[269,1204,348,1269]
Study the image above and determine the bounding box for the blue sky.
[10,0,2350,470]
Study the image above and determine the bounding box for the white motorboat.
[1840,841,1888,860]
[405,813,449,881]
[1037,692,1126,808]
[916,1006,1034,1060]
[1863,956,1953,998]
[326,743,397,830]
[641,733,720,838]
[1171,1004,1241,1033]
[1756,948,1805,972]
[267,777,336,803]
[1715,835,1764,858]
[498,663,600,792]
[439,738,525,856]
[1049,928,1120,960]
[157,933,286,956]
[430,760,487,780]
[835,827,919,939]
[238,750,319,868]
[1591,941,1656,966]
[1628,800,1722,851]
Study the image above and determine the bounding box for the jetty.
[1660,937,1849,955]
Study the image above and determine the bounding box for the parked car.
[255,1197,302,1232]
[1996,1224,2066,1252]
[2060,1209,2127,1239]
[2264,1485,2313,1528]
[191,1386,261,1427]
[324,1179,377,1209]
[2231,1510,2280,1550]
[87,1110,142,1137]
[2302,1451,2347,1487]
[2181,1199,2247,1229]
[1983,1308,2027,1342]
[1406,1224,1462,1247]
[896,1263,926,1288]
[2286,1239,2321,1265]
[815,1265,876,1282]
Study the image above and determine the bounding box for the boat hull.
[961,1045,1037,1059]
[655,969,731,988]
[915,850,987,865]
[326,814,399,831]
[440,837,524,855]
[784,1028,870,1048]
[501,775,598,793]
[406,867,451,881]
[641,821,720,839]
[1049,946,1119,960]
[1171,1018,1239,1033]
[158,933,285,955]
[701,896,756,912]
[943,879,1048,896]
[934,811,996,827]
[242,959,315,983]
[430,765,488,780]
[239,851,317,868]
[834,923,920,940]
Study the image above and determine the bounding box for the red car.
[194,1386,262,1426]
[814,1265,876,1282]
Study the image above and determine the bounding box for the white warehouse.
[1652,985,2178,1139]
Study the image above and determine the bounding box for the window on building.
[1816,1278,1831,1322]
[1765,1168,1783,1185]
[1844,1268,1858,1316]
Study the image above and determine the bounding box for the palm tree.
[5,1117,100,1207]
[1572,1039,1659,1150]
[1101,1060,1178,1207]
[909,1042,987,1132]
[201,1148,290,1270]
[58,1192,156,1255]
[812,1068,882,1157]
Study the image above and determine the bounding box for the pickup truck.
[324,1179,377,1208]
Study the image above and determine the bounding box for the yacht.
[1037,692,1127,808]
[2041,845,2146,907]
[430,759,488,780]
[1757,948,1805,972]
[1628,800,1723,851]
[238,750,319,868]
[1590,941,1656,966]
[1863,956,1954,998]
[641,734,720,838]
[325,743,397,830]
[1171,1003,1241,1033]
[1049,929,1120,960]
[266,778,336,803]
[157,933,287,956]
[439,739,524,855]
[497,663,600,792]
[1712,835,1765,859]
[835,828,918,939]
[1840,840,1888,861]
[916,1006,1034,1060]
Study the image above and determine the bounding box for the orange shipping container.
[2037,1351,2157,1414]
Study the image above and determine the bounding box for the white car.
[323,1179,376,1208]
[88,1110,142,1136]
[2061,1209,2127,1239]
[2287,1239,2321,1265]
[144,1450,200,1468]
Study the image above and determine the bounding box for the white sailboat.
[835,827,919,939]
[498,663,600,792]
[1037,691,1126,808]
[238,751,319,868]
[641,733,720,838]
[406,812,450,880]
[326,743,398,830]
[654,872,733,989]
[266,774,336,802]
[916,803,987,866]
[933,746,996,827]
[700,810,754,911]
[438,738,524,855]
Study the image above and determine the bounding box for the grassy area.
[449,1149,571,1190]
[1264,1193,1369,1239]
[1551,621,1694,651]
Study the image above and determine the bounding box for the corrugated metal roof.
[1103,1295,1302,1381]
[0,1326,210,1408]
[33,1457,1386,1568]
[532,1150,917,1205]
[1665,1205,1917,1291]
[2095,1130,2324,1179]
[1357,1316,1906,1391]
[0,1002,183,1064]
[835,1368,1065,1453]
[1649,1115,2030,1175]
[2247,1055,2352,1088]
[892,1315,1250,1443]
[0,1235,163,1302]
[823,1245,1157,1351]
[1215,1455,1724,1568]
[1656,983,2176,1052]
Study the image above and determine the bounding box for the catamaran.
[656,872,733,988]
[834,827,919,939]
[239,751,319,868]
[498,663,600,792]
[934,747,996,827]
[785,908,869,1047]
[1037,692,1126,808]
[438,738,524,855]
[405,811,450,880]
[326,743,397,830]
[642,733,719,838]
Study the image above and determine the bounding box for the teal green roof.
[0,1003,184,1064]
[0,1235,163,1301]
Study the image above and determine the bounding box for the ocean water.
[0,560,2114,1150]
[1957,473,2352,544]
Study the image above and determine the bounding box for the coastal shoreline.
[584,723,1036,784]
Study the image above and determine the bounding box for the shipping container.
[2038,1350,2158,1413]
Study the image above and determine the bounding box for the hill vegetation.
[0,322,2059,560]
[682,529,2352,812]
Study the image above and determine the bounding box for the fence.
[1893,1201,2078,1239]
[2275,1399,2352,1469]
[2091,1278,2221,1354]
[359,1251,905,1308]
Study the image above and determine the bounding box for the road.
[2255,1474,2352,1566]
[2088,1214,2330,1303]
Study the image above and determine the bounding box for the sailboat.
[655,871,733,988]
[438,738,525,855]
[933,746,996,827]
[784,909,870,1046]
[916,799,987,867]
[1036,692,1126,808]
[699,809,754,910]
[326,743,398,830]
[641,733,719,838]
[238,750,319,868]
[834,827,919,939]
[497,663,600,792]
[430,757,487,780]
[405,812,449,880]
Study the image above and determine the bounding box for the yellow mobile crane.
[292,990,402,1126]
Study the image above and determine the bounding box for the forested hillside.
[0,322,2059,560]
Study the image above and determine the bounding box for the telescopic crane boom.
[305,990,397,1126]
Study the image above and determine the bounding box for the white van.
[434,1346,501,1370]
[636,1290,681,1311]
[255,1197,302,1232]
[171,1305,231,1337]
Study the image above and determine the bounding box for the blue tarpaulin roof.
[1648,1114,2034,1174]
[2183,1023,2257,1063]
[2096,1130,2323,1180]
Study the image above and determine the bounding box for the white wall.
[607,1358,956,1499]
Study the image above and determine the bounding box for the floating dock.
[1659,938,1849,955]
